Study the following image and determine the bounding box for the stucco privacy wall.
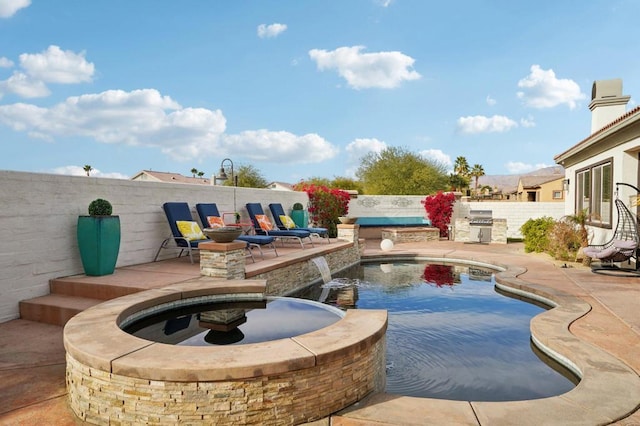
[456,201,566,239]
[0,170,306,322]
[349,195,566,239]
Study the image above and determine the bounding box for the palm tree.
[190,168,198,178]
[83,165,93,177]
[453,156,469,177]
[197,171,205,178]
[452,156,470,192]
[470,164,485,196]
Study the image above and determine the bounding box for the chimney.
[589,78,630,134]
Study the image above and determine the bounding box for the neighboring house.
[514,175,564,202]
[130,170,211,185]
[554,78,640,244]
[267,181,294,191]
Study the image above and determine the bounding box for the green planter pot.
[77,216,121,276]
[290,210,308,228]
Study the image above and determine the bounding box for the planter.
[203,227,242,243]
[290,210,309,228]
[77,216,121,276]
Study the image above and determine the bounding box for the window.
[575,160,612,227]
[552,190,563,200]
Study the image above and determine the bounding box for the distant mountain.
[476,166,564,194]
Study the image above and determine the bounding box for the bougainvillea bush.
[294,183,350,237]
[421,191,456,238]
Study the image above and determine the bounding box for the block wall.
[0,170,307,322]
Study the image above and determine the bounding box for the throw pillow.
[207,216,226,228]
[279,215,297,229]
[176,220,206,241]
[255,214,275,231]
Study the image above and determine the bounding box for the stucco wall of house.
[561,136,640,245]
[0,170,307,323]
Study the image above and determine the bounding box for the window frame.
[575,158,613,229]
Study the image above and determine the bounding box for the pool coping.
[334,253,640,425]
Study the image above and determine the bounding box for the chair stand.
[591,258,640,277]
[154,236,197,264]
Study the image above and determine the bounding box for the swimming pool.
[297,260,577,401]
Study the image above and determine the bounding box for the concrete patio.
[1,239,639,425]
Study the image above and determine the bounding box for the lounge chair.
[195,203,278,259]
[154,202,254,264]
[246,203,313,248]
[583,183,640,276]
[268,203,330,243]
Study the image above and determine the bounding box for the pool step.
[19,294,103,327]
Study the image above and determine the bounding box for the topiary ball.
[88,198,113,216]
[292,202,304,210]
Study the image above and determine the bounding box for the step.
[49,277,146,300]
[19,294,103,327]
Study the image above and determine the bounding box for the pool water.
[299,261,577,401]
[124,297,343,346]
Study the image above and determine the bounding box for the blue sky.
[1,0,639,182]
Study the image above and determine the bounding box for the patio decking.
[1,240,639,425]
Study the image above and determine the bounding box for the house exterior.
[130,170,212,185]
[266,181,294,191]
[514,175,565,202]
[554,78,640,244]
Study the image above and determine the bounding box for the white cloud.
[420,149,452,170]
[20,45,94,84]
[0,0,30,18]
[257,23,287,38]
[51,165,129,179]
[344,138,387,177]
[505,161,552,174]
[0,45,95,99]
[520,115,536,128]
[220,130,337,164]
[309,45,421,89]
[377,0,393,6]
[516,65,585,110]
[0,89,225,157]
[0,57,14,67]
[0,72,50,98]
[456,115,518,134]
[0,87,339,164]
[486,95,496,106]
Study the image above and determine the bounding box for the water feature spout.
[311,256,332,302]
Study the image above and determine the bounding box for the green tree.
[356,146,449,195]
[470,164,485,196]
[83,165,93,176]
[190,167,198,178]
[295,176,332,189]
[329,177,364,194]
[454,156,469,177]
[197,171,205,178]
[448,173,469,192]
[225,164,268,188]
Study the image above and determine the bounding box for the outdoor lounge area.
[1,171,640,425]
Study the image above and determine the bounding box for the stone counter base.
[381,227,440,243]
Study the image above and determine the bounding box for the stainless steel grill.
[469,210,492,243]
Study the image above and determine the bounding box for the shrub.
[292,202,304,210]
[421,192,456,237]
[295,184,350,237]
[88,198,113,216]
[547,219,583,261]
[520,216,555,253]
